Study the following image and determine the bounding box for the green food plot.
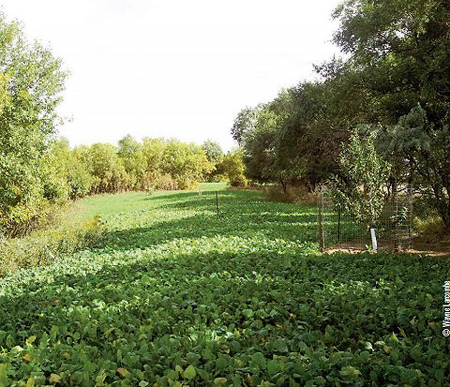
[0,185,448,386]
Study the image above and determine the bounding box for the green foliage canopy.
[0,14,68,236]
[329,129,391,226]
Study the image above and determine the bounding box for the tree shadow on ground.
[95,209,318,253]
[94,188,318,253]
[144,189,266,211]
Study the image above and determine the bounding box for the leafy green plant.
[0,185,448,386]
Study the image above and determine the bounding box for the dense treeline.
[233,0,450,230]
[53,136,213,197]
[2,130,248,236]
[48,136,248,200]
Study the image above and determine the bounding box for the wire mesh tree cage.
[317,186,413,252]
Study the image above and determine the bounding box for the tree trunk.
[280,179,287,194]
[317,188,325,251]
[392,178,399,251]
[439,198,450,232]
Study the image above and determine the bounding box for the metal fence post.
[337,207,341,244]
[317,187,325,251]
[408,183,413,250]
[215,191,219,215]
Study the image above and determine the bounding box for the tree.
[382,105,450,229]
[222,150,247,187]
[86,144,127,194]
[0,13,68,236]
[329,129,391,227]
[332,0,450,124]
[231,106,261,145]
[332,0,450,227]
[51,139,92,199]
[41,139,70,202]
[201,140,224,182]
[142,137,166,185]
[274,82,349,191]
[201,140,223,165]
[117,134,147,190]
[241,98,296,191]
[241,105,278,183]
[161,140,212,189]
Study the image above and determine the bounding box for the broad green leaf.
[26,336,37,345]
[184,365,196,380]
[49,374,61,384]
[340,366,361,378]
[214,378,227,386]
[0,364,9,386]
[117,368,130,376]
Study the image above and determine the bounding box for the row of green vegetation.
[232,0,450,231]
[0,188,448,386]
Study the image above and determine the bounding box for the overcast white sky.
[1,0,341,151]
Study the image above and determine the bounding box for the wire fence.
[317,187,413,252]
[195,186,414,253]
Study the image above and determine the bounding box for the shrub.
[0,215,105,277]
[413,214,446,240]
[411,197,449,240]
[265,184,316,203]
[0,198,52,238]
[209,173,228,183]
[229,175,247,187]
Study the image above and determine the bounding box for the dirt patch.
[408,240,450,257]
[325,240,450,257]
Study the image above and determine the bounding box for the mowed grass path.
[0,184,449,386]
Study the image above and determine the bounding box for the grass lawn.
[0,185,449,386]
